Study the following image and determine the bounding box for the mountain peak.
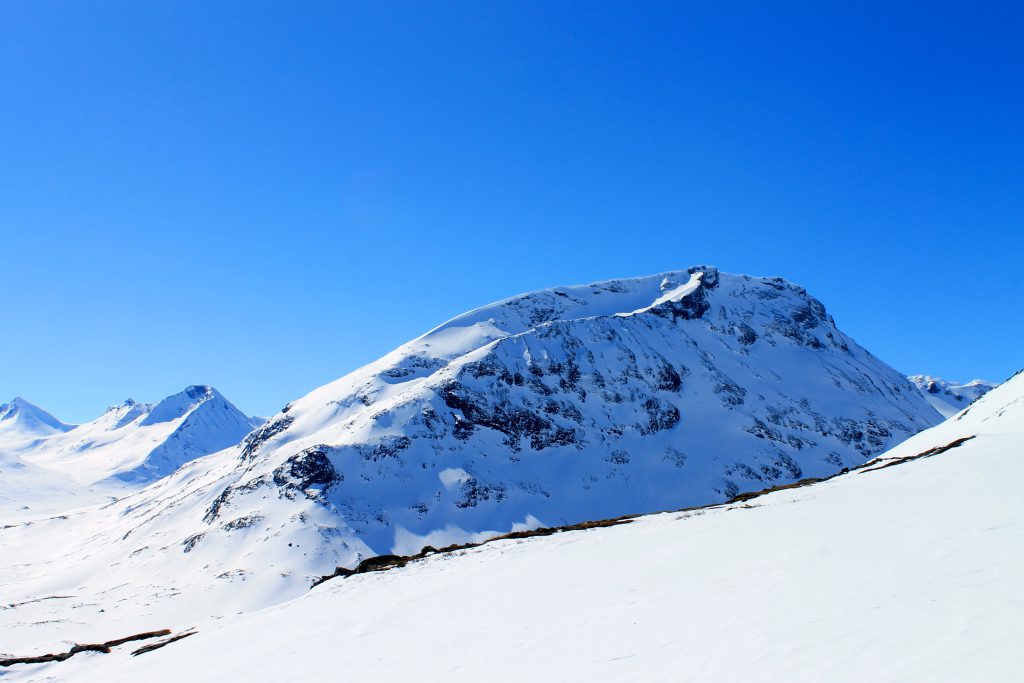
[185,384,216,400]
[0,267,960,665]
[139,385,221,426]
[3,384,259,486]
[3,396,34,412]
[0,396,73,438]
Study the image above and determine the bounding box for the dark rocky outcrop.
[311,516,636,588]
[239,415,294,461]
[272,446,342,500]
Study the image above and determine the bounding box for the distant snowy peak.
[908,374,996,418]
[0,396,73,442]
[96,398,153,430]
[90,388,264,434]
[2,385,261,486]
[141,385,223,426]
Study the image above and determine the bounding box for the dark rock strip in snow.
[0,629,171,667]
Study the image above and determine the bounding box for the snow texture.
[10,373,1023,682]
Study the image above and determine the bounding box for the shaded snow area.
[0,386,261,521]
[908,374,995,418]
[10,371,1021,682]
[0,267,949,663]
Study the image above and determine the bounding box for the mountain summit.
[0,396,73,442]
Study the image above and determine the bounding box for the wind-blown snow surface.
[17,373,1023,683]
[0,386,262,521]
[908,374,995,418]
[0,267,943,661]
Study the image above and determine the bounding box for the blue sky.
[2,2,1022,422]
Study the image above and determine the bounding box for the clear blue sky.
[2,2,1021,423]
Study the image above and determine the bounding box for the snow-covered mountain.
[0,387,262,522]
[908,374,995,418]
[0,386,263,486]
[12,385,264,485]
[15,375,1024,681]
[188,267,941,557]
[0,397,73,444]
[0,267,949,660]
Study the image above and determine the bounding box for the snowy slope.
[14,374,1022,682]
[0,450,109,523]
[0,267,945,660]
[908,374,995,418]
[0,398,105,520]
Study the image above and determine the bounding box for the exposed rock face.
[272,447,342,500]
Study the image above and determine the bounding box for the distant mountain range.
[0,386,261,521]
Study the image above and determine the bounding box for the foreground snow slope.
[908,374,995,418]
[21,370,1021,683]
